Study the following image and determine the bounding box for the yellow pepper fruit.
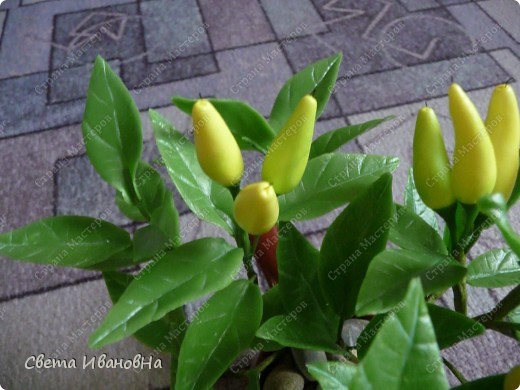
[233,181,279,235]
[413,106,456,209]
[192,99,243,186]
[504,365,520,390]
[262,95,317,194]
[485,84,520,201]
[449,83,497,204]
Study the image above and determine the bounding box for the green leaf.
[0,216,131,269]
[278,153,399,221]
[309,117,393,159]
[255,286,284,352]
[256,314,341,353]
[83,246,136,271]
[389,205,447,255]
[319,173,393,318]
[351,279,449,390]
[356,313,386,359]
[478,194,520,256]
[82,56,142,199]
[467,248,520,288]
[115,192,146,221]
[132,225,173,262]
[509,305,520,340]
[149,109,235,234]
[134,161,180,245]
[356,249,466,315]
[404,169,439,232]
[427,304,485,349]
[176,280,262,390]
[273,223,339,349]
[172,97,275,153]
[451,374,505,389]
[102,271,186,354]
[307,361,356,389]
[269,53,342,132]
[89,238,243,349]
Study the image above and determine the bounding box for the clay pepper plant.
[1,52,520,390]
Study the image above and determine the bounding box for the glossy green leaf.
[133,225,173,262]
[102,271,186,355]
[309,117,393,159]
[83,246,136,271]
[89,238,243,349]
[427,304,484,349]
[0,216,131,269]
[275,223,338,348]
[451,374,505,389]
[404,169,439,232]
[356,313,386,359]
[307,361,356,389]
[319,173,393,319]
[356,249,466,315]
[82,56,142,198]
[115,192,146,221]
[269,53,342,132]
[176,280,262,390]
[509,305,520,340]
[351,279,449,390]
[467,249,520,287]
[149,109,235,234]
[278,153,399,221]
[172,97,275,153]
[478,194,520,256]
[134,161,180,245]
[389,204,447,255]
[255,286,283,352]
[256,314,341,353]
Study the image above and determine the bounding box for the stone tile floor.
[0,0,519,388]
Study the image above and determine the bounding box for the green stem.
[474,284,520,322]
[452,250,467,315]
[443,358,467,384]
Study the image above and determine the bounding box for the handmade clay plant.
[1,52,520,390]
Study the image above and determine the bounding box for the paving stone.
[0,0,19,9]
[0,125,93,301]
[0,0,132,79]
[334,52,508,115]
[51,3,143,70]
[0,72,85,138]
[447,1,520,53]
[140,0,211,63]
[0,280,170,389]
[260,0,328,39]
[443,330,520,382]
[0,10,5,40]
[198,0,275,50]
[479,0,520,43]
[398,0,439,11]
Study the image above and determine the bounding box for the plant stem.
[452,249,467,315]
[443,358,468,384]
[474,284,520,322]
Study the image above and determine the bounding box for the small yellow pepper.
[413,106,455,209]
[262,95,317,194]
[192,99,243,186]
[233,181,279,235]
[449,83,497,204]
[504,365,520,390]
[485,84,520,201]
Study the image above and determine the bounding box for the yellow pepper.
[233,181,279,235]
[449,83,497,204]
[504,365,520,390]
[413,106,455,209]
[192,99,243,186]
[262,95,317,194]
[485,84,520,201]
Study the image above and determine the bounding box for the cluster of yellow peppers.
[191,95,317,235]
[413,83,520,210]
